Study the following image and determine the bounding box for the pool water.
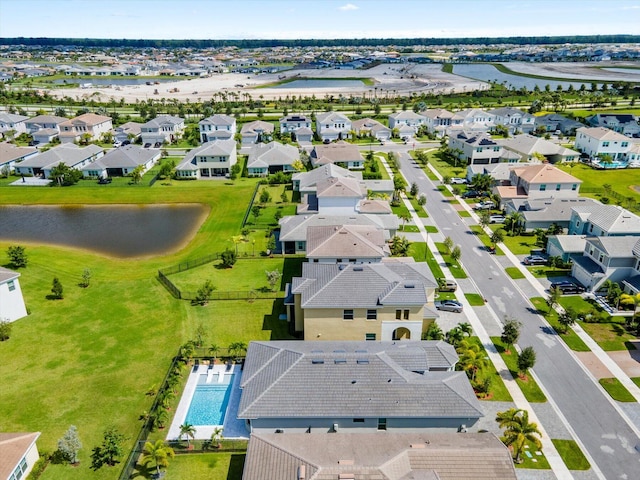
[185,374,234,426]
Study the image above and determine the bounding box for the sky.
[0,0,639,40]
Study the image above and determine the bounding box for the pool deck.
[166,363,248,441]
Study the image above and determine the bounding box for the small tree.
[423,322,444,340]
[179,423,197,449]
[57,425,82,464]
[267,234,276,254]
[274,209,283,222]
[259,189,271,204]
[142,440,175,476]
[193,280,215,305]
[0,320,12,341]
[51,277,64,299]
[501,317,521,353]
[450,245,462,262]
[265,270,282,291]
[130,165,144,184]
[280,190,289,203]
[410,182,419,198]
[546,287,561,314]
[6,245,27,268]
[557,306,578,334]
[209,343,220,363]
[417,195,426,206]
[517,346,537,377]
[90,427,126,470]
[229,163,241,180]
[220,249,237,268]
[251,205,262,222]
[389,235,410,256]
[443,237,454,253]
[80,268,91,288]
[211,426,224,449]
[496,408,542,463]
[228,341,247,361]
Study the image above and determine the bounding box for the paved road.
[396,152,640,480]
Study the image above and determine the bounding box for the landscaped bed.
[491,337,548,403]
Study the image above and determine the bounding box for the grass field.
[0,177,299,480]
[491,337,547,403]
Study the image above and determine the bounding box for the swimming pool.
[185,374,234,426]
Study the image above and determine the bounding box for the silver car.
[435,300,464,313]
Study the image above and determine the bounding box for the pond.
[452,64,597,91]
[274,79,365,89]
[52,78,176,86]
[0,204,209,258]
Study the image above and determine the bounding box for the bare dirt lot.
[504,61,640,82]
[47,63,488,104]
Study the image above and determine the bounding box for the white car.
[450,177,467,184]
[489,215,505,224]
[474,201,495,211]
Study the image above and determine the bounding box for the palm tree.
[506,212,524,236]
[211,426,224,449]
[228,341,247,362]
[142,440,175,476]
[456,340,488,381]
[546,287,561,315]
[209,343,220,364]
[398,211,411,231]
[179,423,196,449]
[495,409,542,463]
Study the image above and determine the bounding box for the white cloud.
[338,3,359,11]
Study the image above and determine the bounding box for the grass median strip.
[551,439,591,471]
[505,267,525,279]
[530,298,590,352]
[491,337,547,403]
[599,378,636,402]
[464,337,512,402]
[465,293,485,306]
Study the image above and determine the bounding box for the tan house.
[286,259,438,341]
[58,113,113,144]
[310,141,364,169]
[306,224,390,263]
[0,432,41,480]
[495,164,582,203]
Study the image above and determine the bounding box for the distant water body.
[0,204,208,258]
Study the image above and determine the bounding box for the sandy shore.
[47,63,488,104]
[499,61,640,82]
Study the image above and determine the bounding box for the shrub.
[0,320,12,341]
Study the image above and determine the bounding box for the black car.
[97,177,112,184]
[462,190,481,198]
[550,282,585,294]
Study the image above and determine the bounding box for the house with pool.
[175,139,237,179]
[574,127,633,164]
[237,340,483,434]
[13,144,104,179]
[81,145,161,178]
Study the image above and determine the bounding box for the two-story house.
[279,113,313,143]
[568,204,640,237]
[574,127,633,162]
[24,114,68,145]
[315,112,352,141]
[448,131,504,165]
[587,114,640,138]
[175,139,237,179]
[0,142,38,173]
[497,164,582,202]
[451,108,495,134]
[489,107,535,134]
[286,260,439,342]
[14,143,104,179]
[305,224,390,263]
[422,108,456,137]
[240,120,274,145]
[140,115,185,147]
[113,121,142,144]
[58,113,113,144]
[0,113,29,136]
[310,141,364,169]
[534,113,584,136]
[199,114,236,143]
[388,111,426,136]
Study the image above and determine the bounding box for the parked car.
[97,177,112,185]
[474,201,495,211]
[435,300,463,313]
[437,279,458,292]
[550,282,585,294]
[523,255,547,265]
[462,190,482,199]
[489,215,505,224]
[450,177,467,184]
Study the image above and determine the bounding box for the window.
[556,184,561,191]
[476,147,483,152]
[353,418,365,423]
[403,309,410,320]
[589,225,594,233]
[366,310,377,320]
[377,418,387,431]
[603,141,610,147]
[572,184,577,191]
[395,309,401,320]
[365,333,376,341]
[539,184,546,191]
[622,142,629,148]
[493,146,500,151]
[343,309,354,320]
[7,280,15,292]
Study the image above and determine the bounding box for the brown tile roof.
[511,164,581,184]
[306,224,388,259]
[0,432,40,478]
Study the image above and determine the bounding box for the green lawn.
[0,177,293,480]
[398,225,420,233]
[514,440,551,470]
[491,337,547,403]
[551,439,591,471]
[409,242,444,279]
[580,321,637,351]
[530,298,590,352]
[424,225,438,234]
[465,293,485,306]
[499,233,539,256]
[434,242,467,279]
[463,337,512,402]
[505,267,525,279]
[408,197,428,218]
[469,225,504,255]
[632,377,640,388]
[599,378,636,402]
[527,266,572,278]
[157,452,245,480]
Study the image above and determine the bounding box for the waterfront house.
[81,145,161,178]
[0,267,28,323]
[0,142,38,173]
[175,139,237,179]
[574,127,632,161]
[14,144,104,179]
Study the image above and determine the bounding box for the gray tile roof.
[24,115,68,127]
[316,176,366,198]
[82,145,159,170]
[199,114,235,126]
[240,120,274,135]
[587,235,639,258]
[141,115,184,128]
[242,432,517,480]
[0,266,20,284]
[177,139,236,170]
[316,111,351,124]
[17,144,103,169]
[548,235,587,253]
[306,225,388,259]
[246,141,298,169]
[0,113,29,124]
[279,214,398,242]
[239,340,482,420]
[521,197,599,223]
[293,163,362,192]
[292,261,436,309]
[499,134,579,157]
[574,204,640,234]
[311,141,364,165]
[0,142,37,164]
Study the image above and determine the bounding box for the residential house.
[242,432,517,480]
[81,145,161,178]
[58,113,113,144]
[287,260,439,341]
[489,107,535,134]
[306,224,390,263]
[504,197,599,232]
[422,108,456,136]
[499,134,580,163]
[0,432,41,480]
[450,108,495,134]
[0,267,28,322]
[622,240,640,294]
[388,111,425,136]
[279,214,398,254]
[199,114,236,143]
[240,120,274,145]
[315,112,352,141]
[568,204,640,237]
[0,113,29,136]
[534,113,584,136]
[546,235,589,263]
[0,142,38,174]
[175,139,237,179]
[246,141,299,176]
[23,115,67,134]
[448,131,504,165]
[310,141,364,169]
[113,121,142,144]
[574,127,632,161]
[572,236,639,291]
[351,117,392,141]
[311,176,367,215]
[238,340,483,433]
[279,113,313,142]
[496,164,582,203]
[140,115,185,146]
[293,163,394,199]
[14,144,104,179]
[587,113,640,137]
